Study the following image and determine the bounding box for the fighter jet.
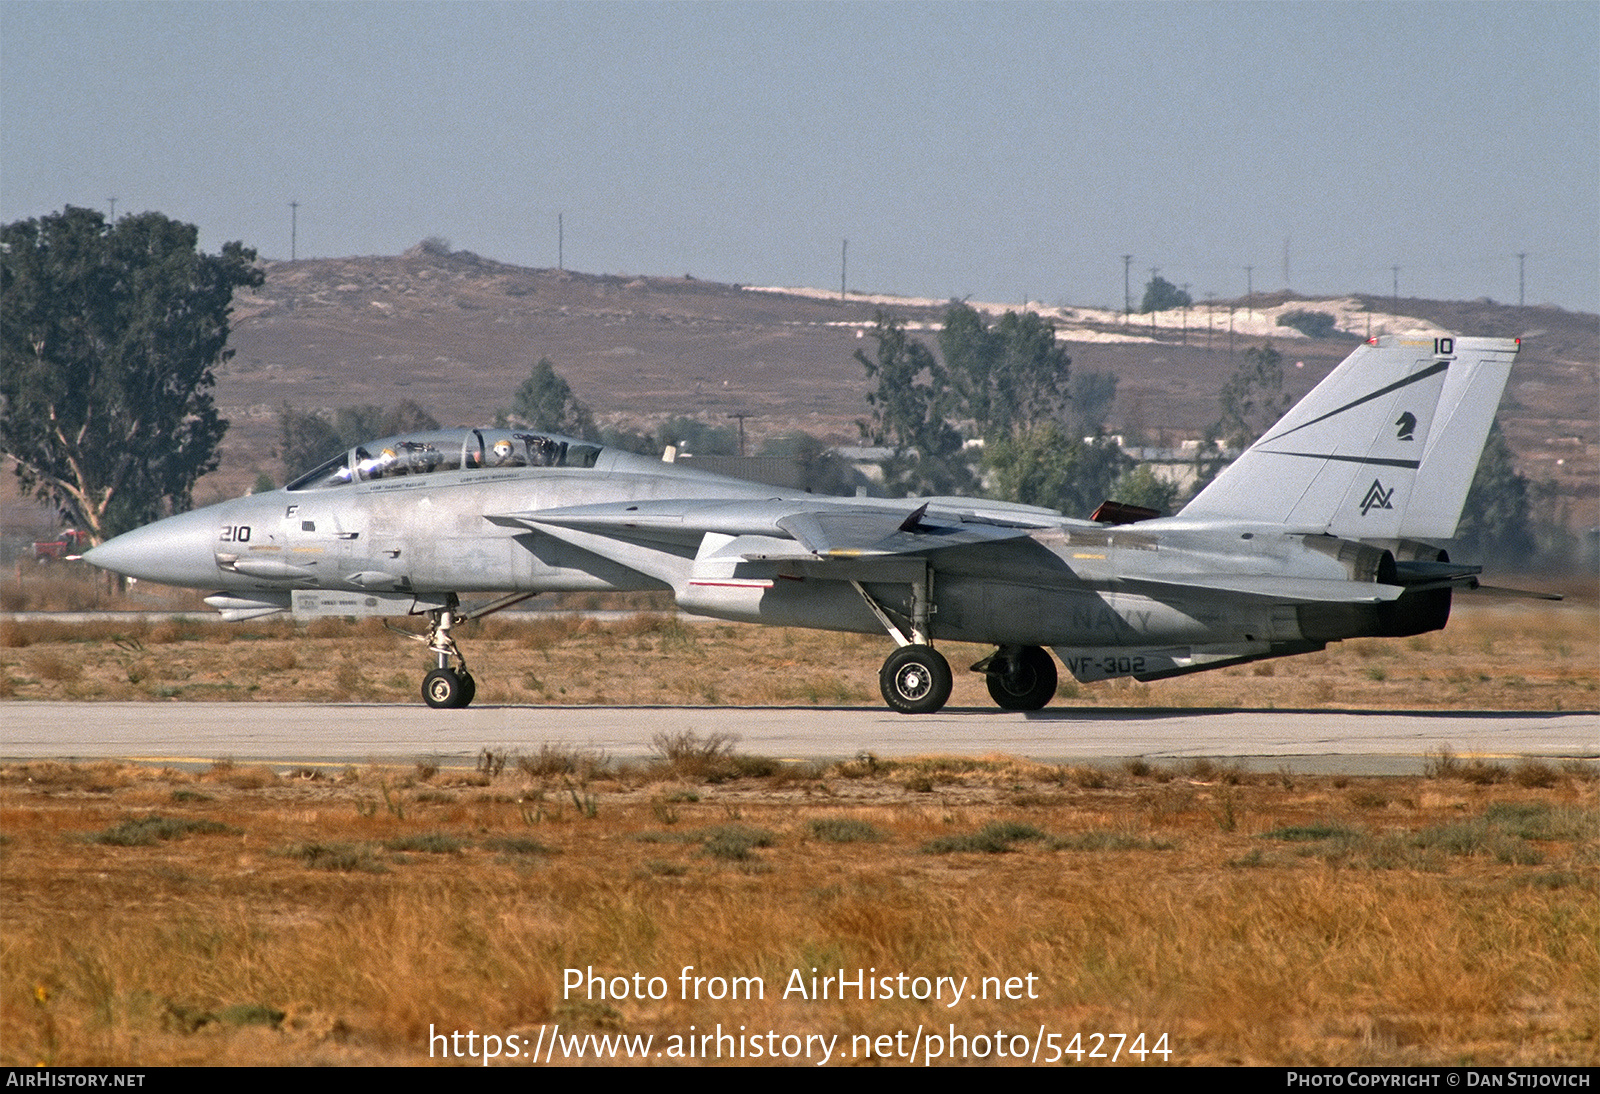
[85,333,1524,713]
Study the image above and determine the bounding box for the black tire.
[423,667,469,709]
[879,644,953,714]
[985,645,1057,711]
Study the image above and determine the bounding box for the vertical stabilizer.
[1181,335,1517,538]
[1396,338,1520,538]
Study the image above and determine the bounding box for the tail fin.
[1181,334,1518,539]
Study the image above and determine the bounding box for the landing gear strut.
[421,599,475,708]
[853,569,953,715]
[400,592,538,708]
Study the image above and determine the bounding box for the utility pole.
[289,201,298,262]
[1181,283,1190,345]
[840,239,847,301]
[727,413,749,457]
[1122,254,1132,328]
[1518,252,1526,307]
[1392,265,1400,312]
[1149,267,1159,333]
[1244,266,1253,319]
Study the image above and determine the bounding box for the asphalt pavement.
[3,701,1594,775]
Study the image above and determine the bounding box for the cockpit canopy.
[286,429,604,491]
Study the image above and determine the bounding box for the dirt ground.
[1,748,1594,1067]
[2,597,1593,714]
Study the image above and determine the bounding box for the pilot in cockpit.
[357,447,398,479]
[529,436,562,467]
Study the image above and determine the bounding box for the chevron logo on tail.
[1359,479,1394,515]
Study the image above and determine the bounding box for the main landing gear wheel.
[423,667,474,709]
[880,644,953,715]
[984,645,1057,711]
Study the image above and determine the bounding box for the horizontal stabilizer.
[1457,584,1564,601]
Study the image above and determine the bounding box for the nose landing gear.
[401,593,537,708]
[420,601,475,708]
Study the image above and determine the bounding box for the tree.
[982,424,1129,519]
[1,207,262,540]
[938,302,1072,442]
[1188,343,1294,498]
[1454,421,1534,562]
[498,358,595,437]
[1276,309,1340,339]
[759,430,860,496]
[278,404,344,479]
[1140,276,1192,313]
[372,398,439,438]
[277,399,442,480]
[1213,342,1292,451]
[1110,462,1179,514]
[857,311,974,496]
[1067,368,1119,437]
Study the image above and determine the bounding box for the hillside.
[7,243,1596,541]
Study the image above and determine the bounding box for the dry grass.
[1,755,1594,1066]
[0,600,1594,710]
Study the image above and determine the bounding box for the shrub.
[698,824,777,861]
[381,833,465,854]
[1277,309,1340,338]
[924,821,1047,854]
[279,842,386,873]
[808,817,886,844]
[88,816,237,846]
[1259,824,1360,842]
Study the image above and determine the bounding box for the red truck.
[31,528,91,561]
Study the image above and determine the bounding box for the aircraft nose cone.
[83,508,220,585]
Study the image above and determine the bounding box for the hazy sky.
[4,1,1596,311]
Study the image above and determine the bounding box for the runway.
[3,701,1594,775]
